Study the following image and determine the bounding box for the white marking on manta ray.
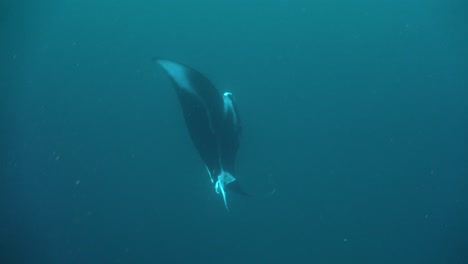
[214,170,236,211]
[223,92,232,114]
[205,165,214,183]
[223,92,238,127]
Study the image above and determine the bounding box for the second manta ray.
[154,58,251,210]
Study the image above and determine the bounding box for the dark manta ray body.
[155,58,248,209]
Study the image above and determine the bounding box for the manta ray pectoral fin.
[226,178,277,198]
[214,171,236,211]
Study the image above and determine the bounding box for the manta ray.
[154,58,258,210]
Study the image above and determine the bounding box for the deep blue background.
[1,0,467,263]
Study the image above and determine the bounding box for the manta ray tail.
[219,174,277,211]
[225,180,253,197]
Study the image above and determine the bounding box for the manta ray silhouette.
[154,58,271,210]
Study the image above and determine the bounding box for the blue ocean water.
[1,0,467,263]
